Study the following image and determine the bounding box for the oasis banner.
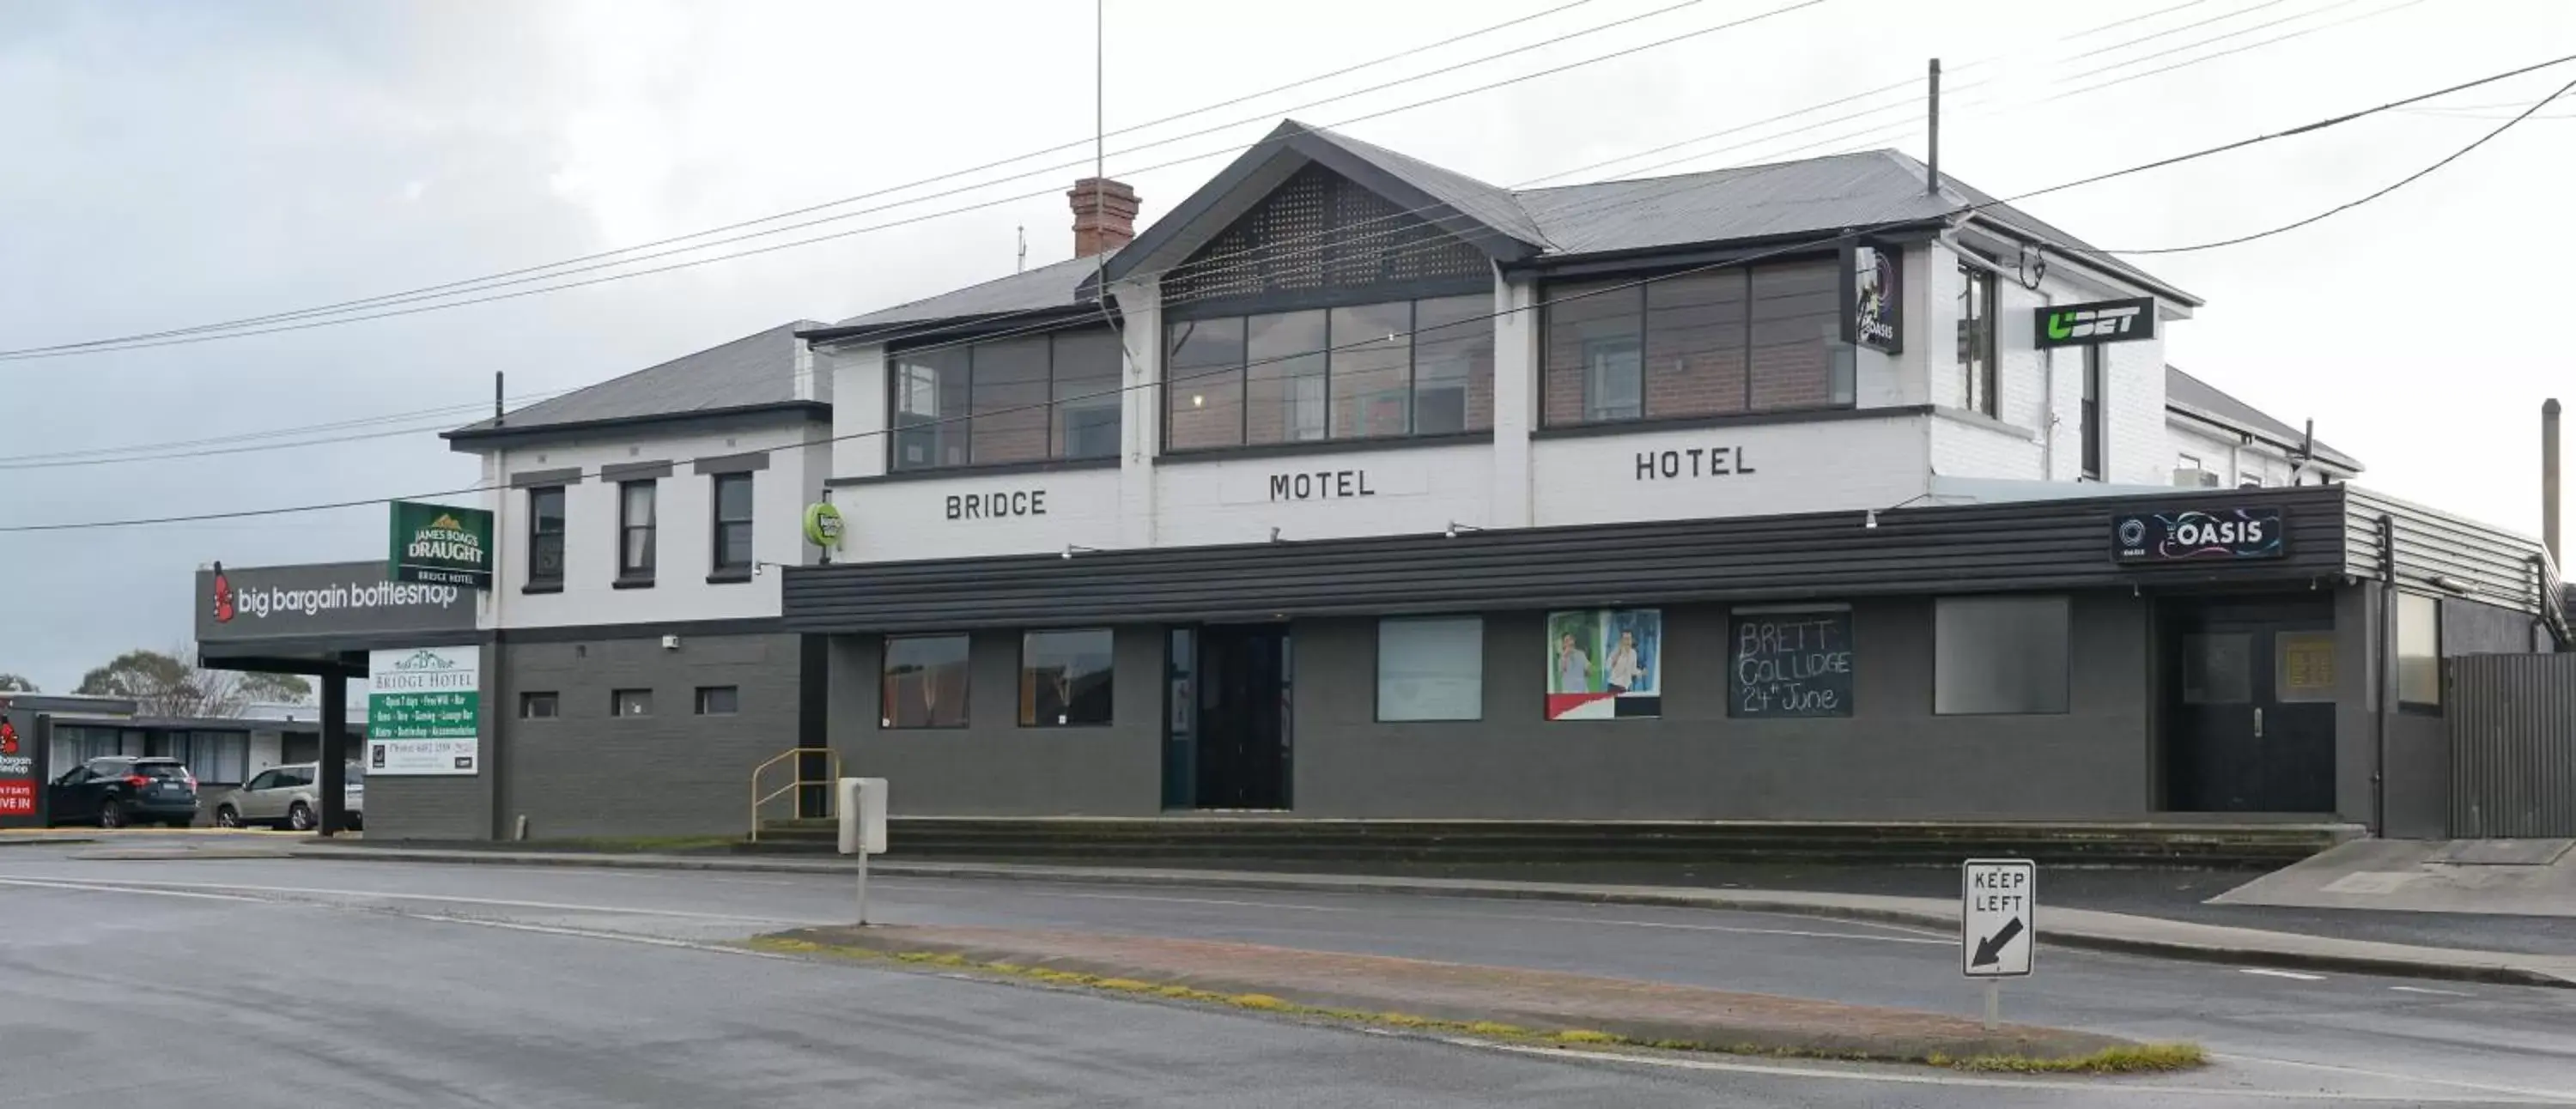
[2112,507,2286,564]
[389,500,495,590]
[1545,609,1663,720]
[368,645,481,775]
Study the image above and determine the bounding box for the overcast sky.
[1,0,2570,689]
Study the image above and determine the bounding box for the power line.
[6,59,2551,534]
[0,0,1617,356]
[0,0,1788,360]
[2078,76,2576,255]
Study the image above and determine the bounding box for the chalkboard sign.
[1729,609,1855,718]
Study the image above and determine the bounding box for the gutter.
[443,401,831,446]
[2166,404,2362,475]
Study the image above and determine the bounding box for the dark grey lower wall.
[1292,595,2155,820]
[827,627,1163,816]
[491,631,803,840]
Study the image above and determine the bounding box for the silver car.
[215,763,365,832]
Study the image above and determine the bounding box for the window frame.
[519,691,560,720]
[1540,258,1853,429]
[885,327,1127,473]
[695,686,740,716]
[617,480,657,584]
[2397,591,2443,712]
[611,688,653,718]
[709,472,755,578]
[1374,615,1485,723]
[882,633,972,730]
[527,485,567,591]
[2080,345,2105,481]
[1932,595,2072,716]
[1958,260,1999,417]
[1163,293,1495,454]
[1018,628,1116,728]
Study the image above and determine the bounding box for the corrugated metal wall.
[2348,488,2567,636]
[2450,653,2576,838]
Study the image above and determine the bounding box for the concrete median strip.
[750,924,2200,1074]
[295,845,2576,989]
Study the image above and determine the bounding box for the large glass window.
[1542,260,1850,427]
[617,481,656,580]
[2397,591,2441,710]
[1376,617,1483,721]
[527,486,565,588]
[1165,317,1247,450]
[1329,302,1412,439]
[1413,296,1495,435]
[1958,261,1998,416]
[1020,629,1115,726]
[149,730,247,784]
[1245,310,1327,445]
[1167,294,1492,451]
[884,634,970,728]
[710,474,753,574]
[1934,596,2069,714]
[891,329,1123,471]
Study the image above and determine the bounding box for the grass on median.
[742,935,2205,1075]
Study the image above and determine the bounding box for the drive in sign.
[1962,858,2037,978]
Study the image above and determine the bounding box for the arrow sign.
[1971,917,2025,967]
[1960,858,2036,978]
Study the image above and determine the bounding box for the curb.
[285,846,2576,990]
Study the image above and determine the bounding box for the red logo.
[0,719,16,756]
[214,572,236,623]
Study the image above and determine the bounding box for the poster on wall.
[368,645,481,775]
[1545,609,1663,720]
[0,711,48,827]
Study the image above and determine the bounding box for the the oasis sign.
[2112,507,2285,564]
[389,500,495,590]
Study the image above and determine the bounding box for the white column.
[1489,269,1535,529]
[824,343,888,482]
[1114,279,1163,549]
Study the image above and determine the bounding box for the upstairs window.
[1541,259,1849,427]
[710,473,754,575]
[890,329,1123,471]
[1958,261,1998,416]
[1166,294,1493,451]
[617,481,657,581]
[527,486,565,588]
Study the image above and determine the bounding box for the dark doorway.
[1190,623,1292,809]
[2161,596,2337,813]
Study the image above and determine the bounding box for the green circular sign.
[803,502,845,548]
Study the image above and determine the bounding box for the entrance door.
[1193,623,1291,809]
[2163,598,2338,813]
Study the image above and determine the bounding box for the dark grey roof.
[447,320,825,442]
[822,254,1111,333]
[833,120,2195,336]
[2166,365,2362,471]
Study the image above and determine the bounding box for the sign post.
[1961,858,2036,1029]
[836,777,888,925]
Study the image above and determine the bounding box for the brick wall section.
[498,631,805,839]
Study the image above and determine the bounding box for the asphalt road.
[3,844,2571,1107]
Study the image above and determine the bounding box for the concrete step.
[746,817,2360,868]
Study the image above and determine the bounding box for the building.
[347,323,838,839]
[769,120,2562,833]
[0,693,355,791]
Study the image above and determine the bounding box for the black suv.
[49,756,200,828]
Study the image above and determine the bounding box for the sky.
[0,0,2570,689]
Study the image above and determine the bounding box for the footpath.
[289,843,2576,988]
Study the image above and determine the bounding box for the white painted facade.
[465,415,832,628]
[811,235,2229,562]
[2166,417,2345,490]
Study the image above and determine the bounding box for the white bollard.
[836,778,888,925]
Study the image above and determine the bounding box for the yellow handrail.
[748,746,841,842]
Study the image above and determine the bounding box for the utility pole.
[1927,58,1942,196]
[493,370,505,427]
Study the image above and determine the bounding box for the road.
[3,842,2571,1107]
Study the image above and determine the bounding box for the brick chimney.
[1069,177,1139,258]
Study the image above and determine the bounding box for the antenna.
[494,370,504,427]
[1926,58,1941,197]
[1016,225,1026,274]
